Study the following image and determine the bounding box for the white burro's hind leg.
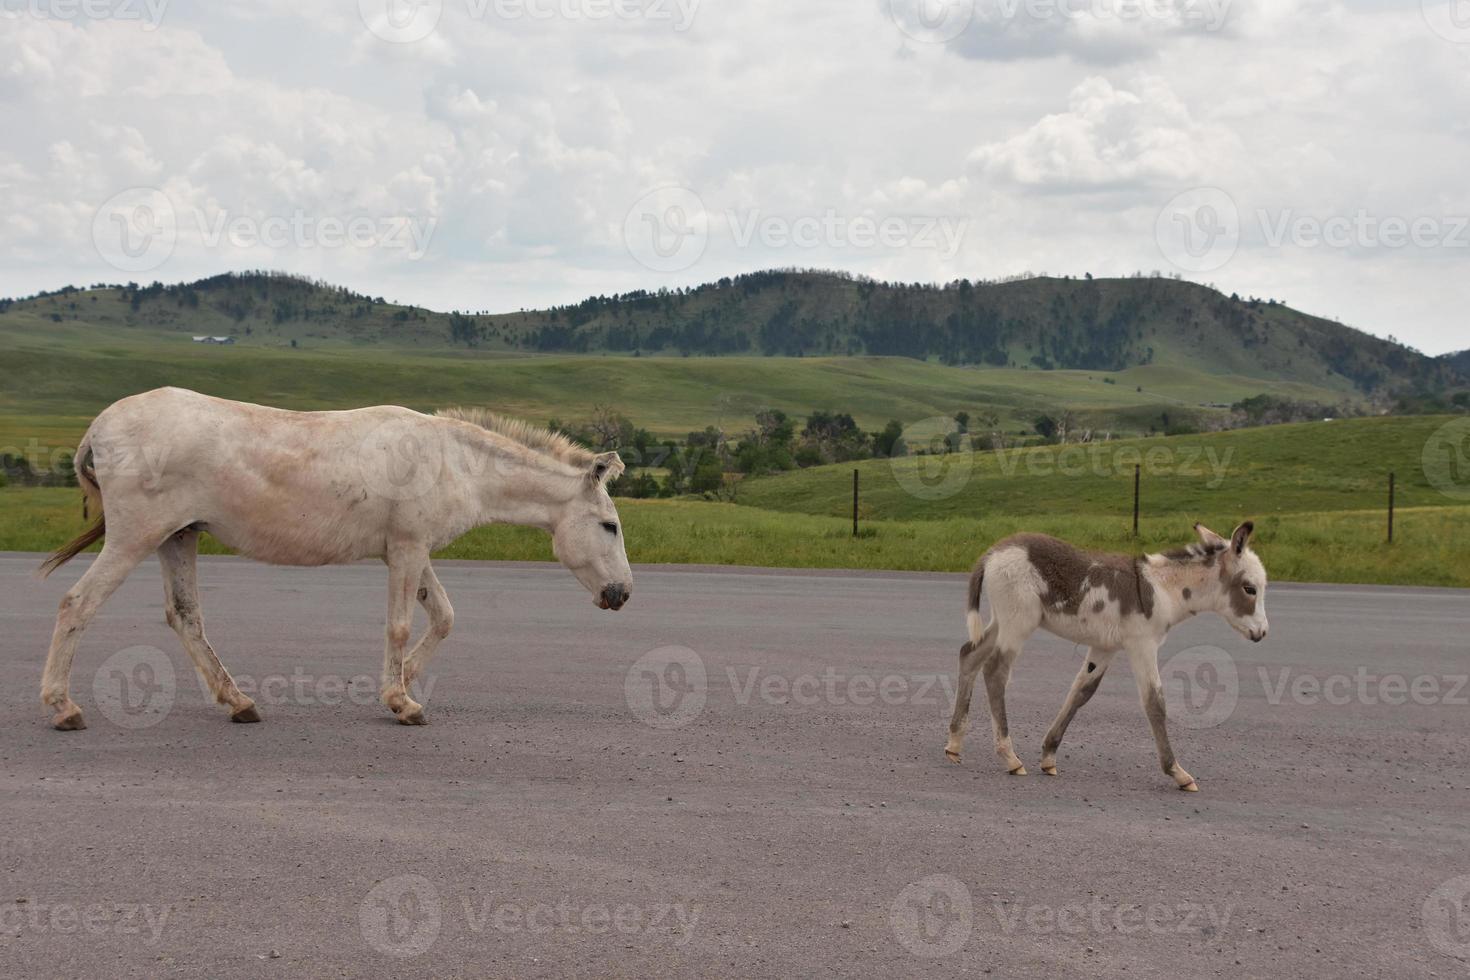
[40,538,154,730]
[381,544,430,725]
[1039,648,1117,776]
[1127,642,1199,792]
[157,529,258,723]
[402,565,454,691]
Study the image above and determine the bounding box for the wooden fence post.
[1388,471,1395,544]
[1133,464,1141,538]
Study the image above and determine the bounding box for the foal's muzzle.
[598,583,630,611]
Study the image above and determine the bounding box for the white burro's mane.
[435,407,598,468]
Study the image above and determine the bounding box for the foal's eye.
[601,522,619,535]
[1243,585,1258,596]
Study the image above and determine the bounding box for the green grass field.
[737,416,1454,522]
[3,487,1464,587]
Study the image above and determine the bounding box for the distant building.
[191,336,235,345]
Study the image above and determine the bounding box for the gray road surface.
[2,553,1468,978]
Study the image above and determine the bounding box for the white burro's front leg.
[1126,641,1198,791]
[381,544,430,726]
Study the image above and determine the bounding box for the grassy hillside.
[4,270,1455,397]
[737,416,1458,524]
[0,320,1353,448]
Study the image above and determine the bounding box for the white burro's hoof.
[1008,765,1028,776]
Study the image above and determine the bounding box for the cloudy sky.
[2,0,1467,353]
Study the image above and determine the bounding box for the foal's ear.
[588,451,625,487]
[1230,521,1255,555]
[1193,523,1227,549]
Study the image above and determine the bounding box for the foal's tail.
[39,433,104,579]
[961,556,989,654]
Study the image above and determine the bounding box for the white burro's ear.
[1194,523,1227,549]
[1230,520,1255,555]
[589,451,625,487]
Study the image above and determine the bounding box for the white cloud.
[0,0,1465,353]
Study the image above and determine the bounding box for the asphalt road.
[2,553,1468,978]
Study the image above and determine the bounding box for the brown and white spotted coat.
[945,523,1268,791]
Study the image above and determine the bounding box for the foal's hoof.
[1008,765,1028,776]
[397,709,428,726]
[231,705,262,724]
[52,709,87,731]
[1040,765,1058,777]
[1179,780,1200,793]
[944,749,962,765]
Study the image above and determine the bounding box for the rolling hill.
[3,269,1457,399]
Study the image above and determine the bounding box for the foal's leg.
[1126,642,1198,791]
[944,622,997,763]
[381,545,430,725]
[157,530,257,722]
[981,634,1029,776]
[40,539,153,730]
[402,565,454,690]
[1038,648,1117,776]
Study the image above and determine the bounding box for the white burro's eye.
[1243,585,1258,596]
[601,522,619,535]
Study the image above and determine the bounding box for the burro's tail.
[962,556,987,652]
[39,432,104,578]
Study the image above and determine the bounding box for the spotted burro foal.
[945,523,1268,791]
